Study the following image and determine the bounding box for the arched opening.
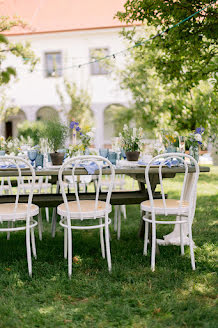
[103,104,128,146]
[5,109,27,138]
[36,106,59,121]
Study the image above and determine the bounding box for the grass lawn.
[0,166,217,328]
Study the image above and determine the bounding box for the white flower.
[123,124,128,131]
[86,131,94,138]
[194,133,202,142]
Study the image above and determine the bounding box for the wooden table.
[0,165,210,208]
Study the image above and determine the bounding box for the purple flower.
[195,127,205,135]
[76,126,81,132]
[80,132,83,136]
[75,122,79,126]
[70,121,75,129]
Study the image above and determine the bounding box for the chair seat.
[0,203,39,220]
[57,200,112,218]
[141,199,189,214]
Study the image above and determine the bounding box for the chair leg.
[38,211,43,241]
[143,220,149,256]
[7,221,11,240]
[121,205,127,220]
[114,206,118,232]
[151,217,156,272]
[99,219,105,258]
[26,222,32,277]
[105,215,112,272]
[117,206,121,240]
[45,207,49,222]
[188,222,196,270]
[180,218,184,256]
[64,226,68,259]
[51,208,57,238]
[31,227,37,259]
[67,226,72,278]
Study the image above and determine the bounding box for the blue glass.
[108,151,117,165]
[28,150,38,167]
[99,148,109,158]
[35,153,44,168]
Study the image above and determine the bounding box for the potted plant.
[43,120,69,165]
[119,125,144,161]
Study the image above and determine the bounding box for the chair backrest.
[58,155,115,219]
[0,156,36,213]
[145,153,199,216]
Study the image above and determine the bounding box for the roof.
[0,0,131,35]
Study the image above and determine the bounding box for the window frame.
[89,48,109,76]
[44,51,62,78]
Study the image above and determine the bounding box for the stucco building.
[0,0,137,147]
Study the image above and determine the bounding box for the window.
[45,52,62,77]
[90,48,109,75]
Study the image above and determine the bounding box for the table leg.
[51,181,60,238]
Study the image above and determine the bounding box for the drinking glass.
[179,136,186,153]
[99,148,109,158]
[108,151,117,165]
[28,150,38,167]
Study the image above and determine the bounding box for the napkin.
[138,159,179,168]
[0,164,26,169]
[72,162,100,175]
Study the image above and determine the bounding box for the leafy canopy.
[116,0,218,90]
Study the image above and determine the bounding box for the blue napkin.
[72,162,99,175]
[138,159,179,168]
[0,164,26,169]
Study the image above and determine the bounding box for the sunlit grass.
[0,166,217,327]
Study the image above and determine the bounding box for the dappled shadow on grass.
[0,198,217,327]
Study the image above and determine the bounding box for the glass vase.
[189,145,199,164]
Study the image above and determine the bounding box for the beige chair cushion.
[141,199,189,213]
[57,200,111,218]
[0,203,39,219]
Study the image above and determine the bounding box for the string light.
[14,1,216,72]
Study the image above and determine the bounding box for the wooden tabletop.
[0,165,210,177]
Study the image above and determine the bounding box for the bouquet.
[186,127,204,148]
[68,120,95,156]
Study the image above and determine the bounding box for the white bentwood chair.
[0,156,39,276]
[57,155,115,278]
[140,153,199,271]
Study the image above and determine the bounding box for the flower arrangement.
[68,120,95,156]
[186,127,205,148]
[161,130,178,148]
[6,137,20,155]
[0,136,6,151]
[119,125,144,152]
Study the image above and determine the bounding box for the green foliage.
[42,120,69,152]
[57,80,93,129]
[116,1,218,89]
[17,120,45,145]
[113,25,217,139]
[0,16,38,85]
